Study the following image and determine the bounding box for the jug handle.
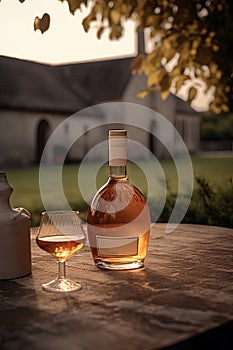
[14,207,31,218]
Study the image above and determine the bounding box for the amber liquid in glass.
[36,235,85,261]
[87,173,151,270]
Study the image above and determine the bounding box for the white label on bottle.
[96,236,139,257]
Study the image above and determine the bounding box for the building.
[0,49,200,167]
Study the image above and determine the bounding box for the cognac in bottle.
[87,130,151,270]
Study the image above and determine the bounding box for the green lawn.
[5,156,233,226]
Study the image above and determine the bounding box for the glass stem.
[58,261,66,280]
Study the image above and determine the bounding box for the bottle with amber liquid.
[87,130,151,270]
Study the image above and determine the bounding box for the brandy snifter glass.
[36,210,86,292]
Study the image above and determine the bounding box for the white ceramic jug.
[0,172,31,279]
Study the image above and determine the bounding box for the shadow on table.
[160,320,233,350]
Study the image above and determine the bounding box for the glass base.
[42,278,82,292]
[95,260,144,271]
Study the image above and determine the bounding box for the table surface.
[0,223,233,350]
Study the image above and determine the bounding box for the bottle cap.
[108,130,127,166]
[109,130,127,138]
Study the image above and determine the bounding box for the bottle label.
[96,236,139,257]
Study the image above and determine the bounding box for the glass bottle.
[87,130,151,270]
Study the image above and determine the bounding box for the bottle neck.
[0,172,13,212]
[108,131,127,179]
[109,165,128,180]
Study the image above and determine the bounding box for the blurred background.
[0,0,232,227]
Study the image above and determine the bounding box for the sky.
[0,0,136,64]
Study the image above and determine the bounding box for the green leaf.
[148,69,166,87]
[161,89,170,100]
[110,9,121,24]
[221,104,229,112]
[188,87,197,104]
[160,73,171,91]
[137,87,155,99]
[137,90,150,98]
[175,75,189,92]
[82,12,95,32]
[60,0,85,15]
[130,55,144,73]
[97,26,105,39]
[34,13,50,34]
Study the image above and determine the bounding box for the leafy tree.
[18,0,233,114]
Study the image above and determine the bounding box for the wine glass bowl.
[36,211,86,292]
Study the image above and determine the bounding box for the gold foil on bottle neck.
[109,130,127,138]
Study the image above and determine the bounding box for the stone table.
[0,224,233,350]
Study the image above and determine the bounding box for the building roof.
[0,55,132,113]
[175,94,198,114]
